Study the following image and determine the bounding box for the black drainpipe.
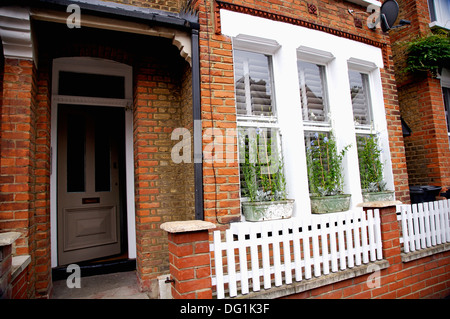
[191,28,204,221]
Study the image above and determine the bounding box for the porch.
[0,1,201,298]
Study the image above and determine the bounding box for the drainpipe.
[191,28,204,221]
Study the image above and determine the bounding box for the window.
[234,50,275,117]
[298,60,333,195]
[298,61,329,123]
[234,49,282,201]
[443,87,450,145]
[428,0,450,28]
[348,70,373,128]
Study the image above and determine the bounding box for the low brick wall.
[162,203,450,299]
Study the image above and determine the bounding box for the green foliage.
[240,128,287,202]
[405,33,450,76]
[306,132,350,197]
[357,134,385,193]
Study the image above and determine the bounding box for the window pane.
[234,50,274,117]
[298,61,329,122]
[67,115,85,192]
[356,134,384,191]
[95,118,111,192]
[304,131,330,194]
[238,127,283,201]
[349,70,372,126]
[428,0,437,22]
[59,71,125,99]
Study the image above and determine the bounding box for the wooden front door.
[57,104,123,265]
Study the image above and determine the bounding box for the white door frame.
[50,57,136,267]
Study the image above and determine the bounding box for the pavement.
[51,270,151,299]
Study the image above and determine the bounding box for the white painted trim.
[440,68,450,88]
[297,46,335,65]
[0,6,35,63]
[233,34,281,55]
[345,0,381,8]
[50,57,136,267]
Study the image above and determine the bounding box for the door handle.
[82,197,100,204]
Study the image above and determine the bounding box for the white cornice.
[345,0,382,8]
[0,6,35,63]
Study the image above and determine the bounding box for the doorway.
[50,57,136,268]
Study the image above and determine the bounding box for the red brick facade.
[1,0,448,300]
[391,0,450,188]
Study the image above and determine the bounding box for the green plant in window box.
[404,32,450,77]
[240,128,294,222]
[357,134,394,202]
[306,132,351,214]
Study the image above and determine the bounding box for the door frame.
[50,57,136,267]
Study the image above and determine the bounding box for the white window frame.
[428,0,450,29]
[348,58,378,135]
[233,36,284,215]
[440,68,450,146]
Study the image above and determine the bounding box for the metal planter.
[242,199,295,222]
[310,194,351,214]
[362,190,395,203]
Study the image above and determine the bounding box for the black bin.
[440,189,450,199]
[409,185,442,204]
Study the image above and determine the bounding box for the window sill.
[429,21,450,31]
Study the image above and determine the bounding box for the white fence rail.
[396,200,450,253]
[210,209,383,299]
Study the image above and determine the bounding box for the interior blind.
[348,70,372,126]
[297,61,328,122]
[234,50,274,117]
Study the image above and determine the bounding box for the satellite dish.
[380,0,399,32]
[378,0,411,32]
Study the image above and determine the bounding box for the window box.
[242,199,295,222]
[362,190,395,202]
[310,194,351,214]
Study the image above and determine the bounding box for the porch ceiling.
[0,0,197,65]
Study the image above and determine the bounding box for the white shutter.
[349,70,372,126]
[234,50,274,117]
[298,61,328,122]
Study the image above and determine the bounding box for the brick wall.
[133,49,195,292]
[391,0,450,189]
[164,206,450,299]
[0,58,38,298]
[101,0,182,13]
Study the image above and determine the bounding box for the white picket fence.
[210,209,383,299]
[396,200,450,253]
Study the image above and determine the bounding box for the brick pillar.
[0,232,20,299]
[161,220,215,299]
[0,58,39,297]
[361,201,403,266]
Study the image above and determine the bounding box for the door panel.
[58,105,123,265]
[64,205,118,252]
